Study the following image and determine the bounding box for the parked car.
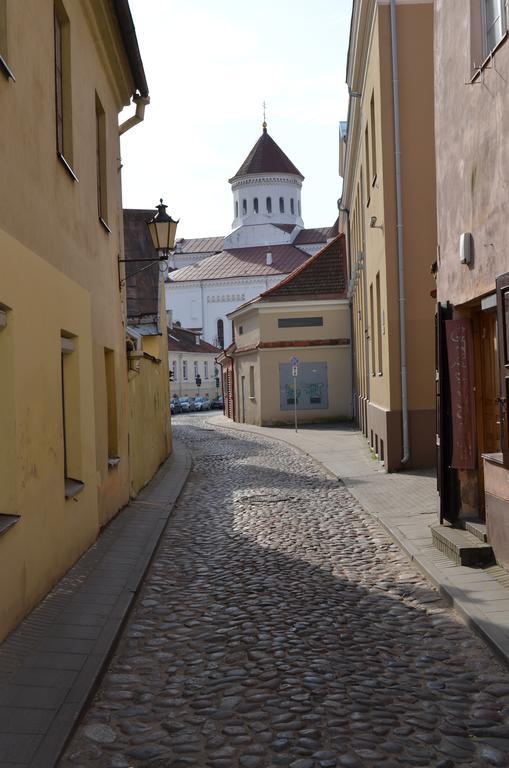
[211,395,224,410]
[194,396,211,411]
[179,397,195,412]
[170,398,182,414]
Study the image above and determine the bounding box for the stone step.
[431,523,494,567]
[462,518,488,543]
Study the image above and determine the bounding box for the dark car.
[170,398,182,414]
[211,395,224,410]
[194,396,211,411]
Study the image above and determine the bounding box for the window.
[279,197,285,213]
[183,360,188,380]
[249,366,255,399]
[217,318,224,348]
[235,201,238,218]
[365,126,370,203]
[298,200,301,216]
[484,0,507,54]
[104,349,118,466]
[290,199,295,215]
[54,1,75,176]
[242,199,247,215]
[376,272,383,375]
[496,272,509,465]
[266,197,272,214]
[204,361,208,379]
[172,360,178,381]
[278,317,323,328]
[370,93,377,181]
[253,197,258,213]
[61,334,83,497]
[238,325,243,335]
[0,0,14,80]
[96,94,109,228]
[194,361,199,378]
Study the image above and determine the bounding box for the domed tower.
[225,122,304,248]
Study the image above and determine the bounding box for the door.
[436,302,459,524]
[496,273,509,465]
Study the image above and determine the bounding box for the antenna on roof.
[262,100,267,132]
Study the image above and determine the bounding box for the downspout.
[339,203,356,421]
[390,0,410,465]
[119,94,150,136]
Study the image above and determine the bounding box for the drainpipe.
[119,94,150,135]
[390,0,410,465]
[339,203,356,421]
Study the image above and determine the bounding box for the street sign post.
[290,357,299,433]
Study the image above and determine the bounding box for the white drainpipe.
[119,94,150,136]
[390,0,410,465]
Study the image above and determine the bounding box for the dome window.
[253,197,259,214]
[298,200,301,216]
[290,198,295,215]
[266,197,272,213]
[279,197,285,213]
[242,199,247,215]
[235,201,238,218]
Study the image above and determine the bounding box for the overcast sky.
[120,0,352,239]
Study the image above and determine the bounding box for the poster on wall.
[445,318,476,469]
[279,362,328,411]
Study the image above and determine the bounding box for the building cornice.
[231,175,303,190]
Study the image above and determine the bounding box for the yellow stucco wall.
[0,231,99,638]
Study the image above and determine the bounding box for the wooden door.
[496,273,509,465]
[436,302,459,524]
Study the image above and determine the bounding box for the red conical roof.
[229,126,304,182]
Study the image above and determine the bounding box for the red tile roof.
[229,127,303,182]
[168,326,220,354]
[293,226,334,245]
[169,244,311,282]
[174,236,224,254]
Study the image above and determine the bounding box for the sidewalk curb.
[210,416,509,670]
[0,441,192,768]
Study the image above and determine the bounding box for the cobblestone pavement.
[60,415,509,768]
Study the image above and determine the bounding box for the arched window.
[279,197,285,213]
[235,201,238,218]
[290,198,295,215]
[266,197,272,213]
[253,197,258,213]
[242,199,247,215]
[217,318,224,348]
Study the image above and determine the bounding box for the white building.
[168,322,221,400]
[166,122,337,348]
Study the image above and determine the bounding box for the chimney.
[195,332,200,345]
[166,309,173,330]
[266,251,273,266]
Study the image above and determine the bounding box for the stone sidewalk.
[210,415,509,668]
[0,441,191,768]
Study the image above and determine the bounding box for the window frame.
[266,197,272,214]
[483,0,507,56]
[183,360,188,381]
[54,0,76,180]
[0,0,15,81]
[96,93,109,231]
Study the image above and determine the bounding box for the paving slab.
[0,441,191,768]
[210,414,509,668]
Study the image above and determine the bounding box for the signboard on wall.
[279,362,328,411]
[445,318,476,469]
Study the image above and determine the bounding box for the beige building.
[222,236,351,426]
[168,323,221,400]
[339,0,437,471]
[0,1,149,641]
[434,1,509,568]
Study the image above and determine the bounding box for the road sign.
[290,355,299,366]
[292,365,298,377]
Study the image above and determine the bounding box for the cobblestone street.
[60,415,509,768]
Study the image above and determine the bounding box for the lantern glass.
[147,200,179,255]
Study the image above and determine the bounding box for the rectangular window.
[183,360,188,380]
[104,349,119,467]
[376,272,383,375]
[204,361,208,379]
[61,334,83,498]
[194,361,199,378]
[484,0,507,54]
[96,93,109,228]
[364,126,370,203]
[172,360,178,382]
[278,317,323,328]
[0,0,14,80]
[249,365,255,399]
[54,1,75,174]
[370,93,377,181]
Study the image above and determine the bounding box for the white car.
[194,396,211,411]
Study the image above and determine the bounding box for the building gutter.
[390,0,410,465]
[113,0,150,135]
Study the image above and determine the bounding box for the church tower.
[224,122,305,249]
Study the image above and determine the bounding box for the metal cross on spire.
[262,101,267,132]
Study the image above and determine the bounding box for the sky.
[120,0,352,239]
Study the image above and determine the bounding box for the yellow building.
[339,0,437,471]
[223,236,351,426]
[0,1,149,641]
